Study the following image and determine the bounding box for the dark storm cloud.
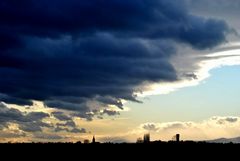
[0,0,229,46]
[0,0,230,118]
[0,93,33,106]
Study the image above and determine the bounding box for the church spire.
[92,135,96,144]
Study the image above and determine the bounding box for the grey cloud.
[20,123,42,132]
[56,120,76,128]
[102,109,120,116]
[163,123,188,130]
[186,0,240,34]
[65,121,76,127]
[226,117,238,123]
[55,126,86,134]
[95,96,125,110]
[182,73,198,80]
[55,119,87,133]
[187,0,240,14]
[0,125,4,130]
[70,128,86,134]
[0,103,88,139]
[216,117,238,125]
[141,122,190,131]
[97,116,104,120]
[26,112,50,121]
[52,112,72,121]
[0,131,26,138]
[20,121,53,132]
[99,137,129,143]
[142,123,159,131]
[33,133,64,140]
[72,112,94,121]
[54,127,69,133]
[0,93,33,106]
[0,102,50,132]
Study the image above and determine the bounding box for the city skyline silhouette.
[0,0,240,143]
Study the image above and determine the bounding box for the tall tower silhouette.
[92,135,96,144]
[173,134,180,142]
[176,134,180,142]
[143,133,150,143]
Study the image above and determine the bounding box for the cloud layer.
[0,102,87,142]
[0,102,50,132]
[0,0,230,119]
[136,116,240,141]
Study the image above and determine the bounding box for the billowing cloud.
[0,103,88,141]
[0,131,26,140]
[133,116,240,141]
[55,120,87,133]
[82,116,240,143]
[70,128,87,134]
[0,0,230,119]
[142,123,159,131]
[0,102,50,132]
[52,112,72,121]
[141,122,191,132]
[213,116,238,125]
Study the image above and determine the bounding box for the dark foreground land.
[1,141,239,145]
[1,141,240,148]
[1,141,239,158]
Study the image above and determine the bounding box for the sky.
[0,0,240,143]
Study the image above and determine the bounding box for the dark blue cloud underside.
[0,0,230,114]
[0,0,228,47]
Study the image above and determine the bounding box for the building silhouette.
[143,133,150,143]
[92,136,96,144]
[172,134,180,142]
[136,137,143,143]
[84,139,90,144]
[176,134,180,142]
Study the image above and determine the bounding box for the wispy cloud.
[140,44,240,96]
